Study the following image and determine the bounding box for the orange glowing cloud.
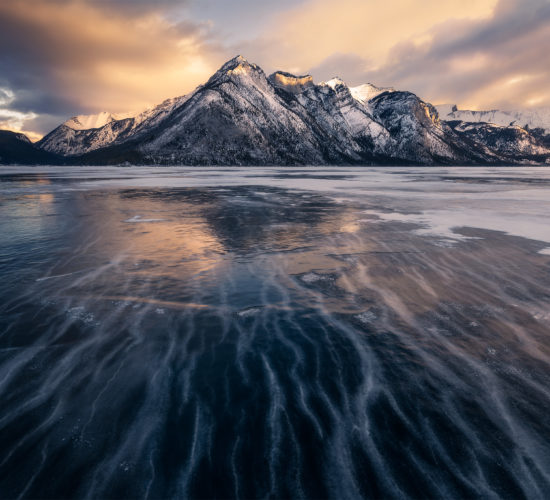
[239,0,550,111]
[1,0,550,140]
[252,0,498,74]
[0,0,228,136]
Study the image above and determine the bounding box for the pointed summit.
[204,55,267,90]
[349,83,394,104]
[29,55,550,166]
[217,55,261,74]
[321,77,346,90]
[229,54,248,64]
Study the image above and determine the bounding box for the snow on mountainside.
[137,56,330,165]
[31,56,550,165]
[39,95,190,155]
[290,75,395,161]
[64,112,129,131]
[350,83,394,104]
[447,121,549,157]
[437,104,550,134]
[134,57,468,165]
[369,92,460,164]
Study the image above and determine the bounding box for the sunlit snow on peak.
[350,83,394,103]
[321,77,346,89]
[64,111,134,131]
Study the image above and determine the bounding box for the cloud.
[306,53,372,84]
[0,86,39,140]
[365,0,550,109]
[0,0,230,136]
[1,0,549,140]
[243,0,550,111]
[244,0,498,74]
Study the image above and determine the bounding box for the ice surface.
[2,165,550,499]
[4,166,550,249]
[32,165,549,250]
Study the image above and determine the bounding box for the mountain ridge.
[436,104,550,134]
[3,56,550,165]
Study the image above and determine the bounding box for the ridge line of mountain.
[2,55,549,166]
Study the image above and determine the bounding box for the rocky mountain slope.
[4,56,550,165]
[437,104,550,153]
[37,95,189,157]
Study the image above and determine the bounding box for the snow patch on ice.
[366,203,550,249]
[364,210,473,243]
[356,311,377,324]
[237,307,262,317]
[67,306,97,325]
[300,272,332,283]
[124,215,165,223]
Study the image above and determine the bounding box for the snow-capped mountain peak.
[321,77,346,90]
[217,55,261,75]
[350,83,394,104]
[32,55,550,166]
[64,111,131,131]
[205,55,267,90]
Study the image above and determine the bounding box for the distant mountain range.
[2,56,550,166]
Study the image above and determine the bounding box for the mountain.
[436,104,550,134]
[0,130,61,165]
[20,56,550,165]
[38,96,189,157]
[437,104,550,151]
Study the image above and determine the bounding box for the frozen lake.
[1,166,550,498]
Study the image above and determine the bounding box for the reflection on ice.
[1,166,550,498]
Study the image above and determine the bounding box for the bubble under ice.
[1,166,550,498]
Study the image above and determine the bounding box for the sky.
[1,0,549,140]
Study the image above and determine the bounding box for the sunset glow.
[0,0,549,140]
